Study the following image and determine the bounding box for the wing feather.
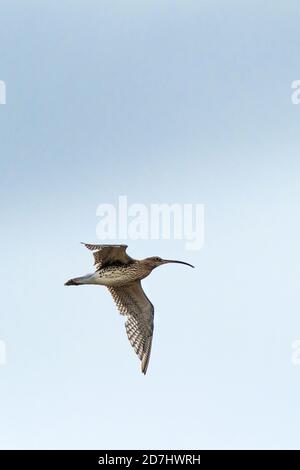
[108,281,154,374]
[82,243,133,269]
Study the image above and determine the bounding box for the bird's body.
[65,243,194,374]
[71,260,152,287]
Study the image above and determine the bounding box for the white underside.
[78,272,134,287]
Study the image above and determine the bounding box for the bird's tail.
[64,278,79,286]
[64,273,95,286]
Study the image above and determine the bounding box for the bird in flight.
[65,244,194,374]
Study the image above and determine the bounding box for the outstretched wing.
[82,243,133,269]
[108,281,154,374]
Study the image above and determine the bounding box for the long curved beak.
[162,259,194,268]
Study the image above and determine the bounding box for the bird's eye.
[155,257,161,262]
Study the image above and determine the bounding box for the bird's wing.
[108,281,154,374]
[82,243,133,269]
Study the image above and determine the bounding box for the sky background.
[1,0,300,450]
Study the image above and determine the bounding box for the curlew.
[65,243,194,374]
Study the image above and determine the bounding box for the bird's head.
[143,256,194,270]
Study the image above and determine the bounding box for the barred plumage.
[65,243,194,374]
[108,281,154,374]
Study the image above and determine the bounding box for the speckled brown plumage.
[65,243,194,374]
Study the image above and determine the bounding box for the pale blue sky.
[1,1,300,449]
